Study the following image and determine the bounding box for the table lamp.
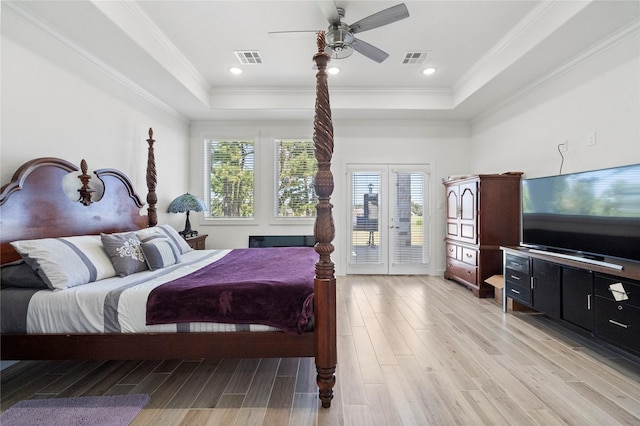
[167,193,207,237]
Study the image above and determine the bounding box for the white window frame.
[202,136,258,224]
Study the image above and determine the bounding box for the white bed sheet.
[25,249,277,334]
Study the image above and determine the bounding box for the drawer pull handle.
[510,288,521,294]
[465,253,472,258]
[510,275,520,281]
[608,319,630,329]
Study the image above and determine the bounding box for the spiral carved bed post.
[146,128,158,227]
[312,32,337,408]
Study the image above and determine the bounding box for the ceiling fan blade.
[349,3,410,34]
[318,0,340,25]
[351,37,389,63]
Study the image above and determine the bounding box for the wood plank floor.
[2,275,640,425]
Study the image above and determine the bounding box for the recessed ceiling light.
[422,67,437,75]
[328,67,340,75]
[229,67,243,75]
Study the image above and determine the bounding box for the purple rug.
[0,394,150,426]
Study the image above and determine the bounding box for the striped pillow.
[135,225,193,255]
[10,235,117,290]
[141,238,181,270]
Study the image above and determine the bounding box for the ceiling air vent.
[402,51,429,64]
[235,51,263,64]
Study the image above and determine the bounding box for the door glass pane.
[351,173,381,265]
[392,171,427,265]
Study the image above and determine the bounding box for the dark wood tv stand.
[501,246,640,357]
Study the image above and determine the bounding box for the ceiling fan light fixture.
[327,43,354,59]
[326,25,354,59]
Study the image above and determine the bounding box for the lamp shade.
[167,193,207,236]
[167,193,207,214]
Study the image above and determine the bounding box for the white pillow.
[11,235,117,290]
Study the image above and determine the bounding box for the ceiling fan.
[269,2,410,63]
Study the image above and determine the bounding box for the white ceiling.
[2,1,639,122]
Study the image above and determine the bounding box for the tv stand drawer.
[506,280,531,306]
[595,275,640,308]
[595,296,640,354]
[505,254,529,273]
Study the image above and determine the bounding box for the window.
[204,139,254,218]
[274,139,317,218]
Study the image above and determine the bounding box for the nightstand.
[184,234,208,250]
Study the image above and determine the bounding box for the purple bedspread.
[146,247,317,334]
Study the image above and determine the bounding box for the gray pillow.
[101,232,148,277]
[141,238,181,270]
[1,261,48,289]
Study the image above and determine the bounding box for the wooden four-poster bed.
[0,34,337,407]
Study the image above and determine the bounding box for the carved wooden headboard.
[0,130,157,264]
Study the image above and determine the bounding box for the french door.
[347,164,430,275]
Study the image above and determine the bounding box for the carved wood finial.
[77,159,94,206]
[146,128,158,227]
[317,31,326,53]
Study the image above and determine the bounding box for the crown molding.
[471,20,640,126]
[91,0,211,107]
[2,1,188,123]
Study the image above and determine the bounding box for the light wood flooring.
[2,275,640,425]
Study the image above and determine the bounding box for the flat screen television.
[521,163,640,264]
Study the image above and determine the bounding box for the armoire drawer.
[446,257,477,286]
[461,247,477,266]
[446,243,460,260]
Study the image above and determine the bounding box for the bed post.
[312,32,337,409]
[146,128,158,227]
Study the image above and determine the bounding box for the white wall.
[1,38,190,228]
[470,33,640,177]
[190,119,471,275]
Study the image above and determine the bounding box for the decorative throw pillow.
[135,225,193,254]
[1,260,48,289]
[141,237,181,270]
[157,225,193,254]
[10,235,117,290]
[101,232,148,277]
